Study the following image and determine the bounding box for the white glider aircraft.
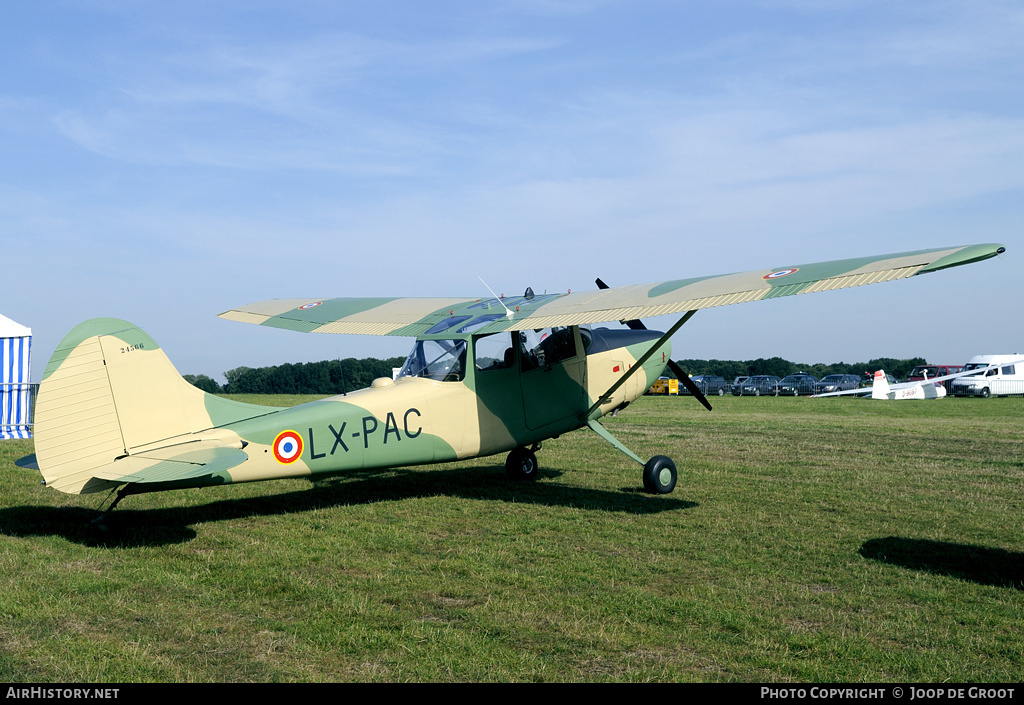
[812,363,1016,401]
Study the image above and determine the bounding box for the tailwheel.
[643,455,677,494]
[505,445,539,481]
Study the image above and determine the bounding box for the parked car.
[738,375,781,396]
[731,376,750,395]
[950,354,1024,397]
[686,375,729,397]
[778,373,818,396]
[907,364,964,389]
[814,374,862,394]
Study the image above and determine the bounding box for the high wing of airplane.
[812,361,1017,400]
[19,243,1006,519]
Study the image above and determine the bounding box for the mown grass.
[1,395,1022,682]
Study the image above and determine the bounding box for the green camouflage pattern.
[218,244,1005,336]
[30,319,668,496]
[25,243,1005,499]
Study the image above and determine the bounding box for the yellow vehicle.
[648,377,679,395]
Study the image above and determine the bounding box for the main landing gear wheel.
[643,455,677,494]
[506,446,539,481]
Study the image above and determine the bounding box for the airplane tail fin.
[870,370,891,400]
[31,318,276,495]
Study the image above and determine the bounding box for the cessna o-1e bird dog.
[20,243,1005,516]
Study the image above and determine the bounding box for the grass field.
[1,394,1022,682]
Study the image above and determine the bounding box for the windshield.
[398,339,468,381]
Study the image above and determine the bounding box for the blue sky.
[3,1,1022,382]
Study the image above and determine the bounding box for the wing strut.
[582,309,707,422]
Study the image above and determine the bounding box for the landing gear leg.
[586,419,679,494]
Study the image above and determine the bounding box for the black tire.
[754,389,760,397]
[643,456,677,494]
[717,388,725,396]
[505,446,539,481]
[980,387,991,399]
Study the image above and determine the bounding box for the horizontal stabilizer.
[89,443,249,486]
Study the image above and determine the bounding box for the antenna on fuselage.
[478,276,514,318]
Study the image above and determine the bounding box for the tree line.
[184,355,926,394]
[667,356,926,381]
[183,357,406,395]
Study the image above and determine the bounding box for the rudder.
[870,370,891,400]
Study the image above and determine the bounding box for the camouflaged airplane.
[19,243,1005,516]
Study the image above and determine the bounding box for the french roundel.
[273,430,304,464]
[298,301,323,310]
[763,268,799,280]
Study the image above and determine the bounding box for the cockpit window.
[397,339,467,382]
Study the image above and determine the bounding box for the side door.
[520,326,587,430]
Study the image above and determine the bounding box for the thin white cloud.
[3,1,1022,374]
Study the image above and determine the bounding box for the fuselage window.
[519,327,577,372]
[475,332,516,372]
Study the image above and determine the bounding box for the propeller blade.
[595,278,647,330]
[668,359,712,411]
[595,277,707,410]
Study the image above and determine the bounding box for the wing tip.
[918,243,1006,274]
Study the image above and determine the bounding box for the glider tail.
[870,370,891,400]
[30,318,271,494]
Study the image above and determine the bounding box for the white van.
[950,354,1024,397]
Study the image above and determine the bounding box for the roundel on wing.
[298,301,323,310]
[273,430,304,464]
[763,268,799,280]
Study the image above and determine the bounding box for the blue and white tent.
[1,313,32,440]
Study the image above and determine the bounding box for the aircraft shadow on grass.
[860,537,1024,590]
[0,464,698,548]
